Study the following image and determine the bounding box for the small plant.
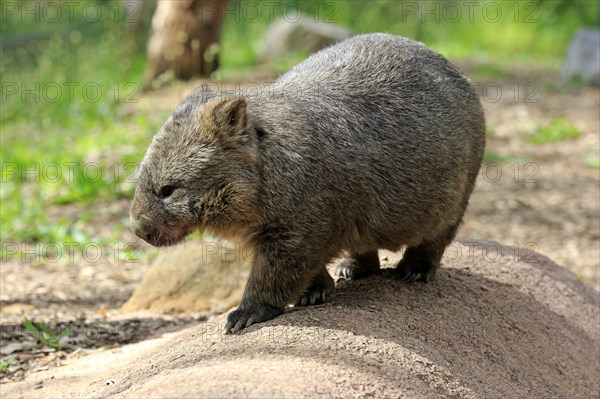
[527,118,581,144]
[485,125,496,137]
[24,318,73,350]
[472,63,511,79]
[0,355,17,373]
[584,157,600,169]
[584,146,600,169]
[483,152,531,164]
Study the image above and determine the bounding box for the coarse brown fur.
[130,33,486,333]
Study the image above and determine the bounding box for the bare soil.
[3,242,599,398]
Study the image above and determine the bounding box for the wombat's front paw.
[395,260,437,283]
[295,271,334,306]
[223,303,283,334]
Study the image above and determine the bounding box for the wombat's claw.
[342,268,352,280]
[297,290,328,307]
[395,261,435,283]
[336,261,356,280]
[223,303,283,334]
[403,272,423,283]
[296,272,334,307]
[336,260,376,280]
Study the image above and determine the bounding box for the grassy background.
[221,0,600,71]
[1,0,598,251]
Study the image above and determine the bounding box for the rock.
[122,239,251,314]
[562,29,600,86]
[5,240,599,398]
[260,16,351,63]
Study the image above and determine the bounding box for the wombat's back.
[275,33,484,151]
[251,33,485,252]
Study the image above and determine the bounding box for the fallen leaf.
[1,303,35,314]
[1,342,26,355]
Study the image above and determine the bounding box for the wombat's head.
[130,86,261,247]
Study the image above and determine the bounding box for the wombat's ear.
[203,97,248,138]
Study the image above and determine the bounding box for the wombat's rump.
[130,33,486,333]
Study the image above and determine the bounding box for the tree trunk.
[143,0,226,90]
[121,0,155,52]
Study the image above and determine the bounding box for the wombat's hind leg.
[395,223,459,283]
[296,268,335,306]
[395,247,438,283]
[336,251,381,280]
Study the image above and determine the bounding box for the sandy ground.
[3,242,599,398]
[1,63,599,390]
[461,63,600,291]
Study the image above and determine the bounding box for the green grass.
[527,118,582,144]
[585,157,600,169]
[24,318,73,350]
[542,75,589,94]
[584,146,600,169]
[0,2,164,247]
[471,63,512,79]
[0,115,161,243]
[0,355,17,373]
[219,0,600,73]
[483,152,532,164]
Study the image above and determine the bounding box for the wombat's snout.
[130,208,188,247]
[130,213,156,245]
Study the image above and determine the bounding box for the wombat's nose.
[130,214,153,242]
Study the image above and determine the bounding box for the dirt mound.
[4,241,599,399]
[122,239,250,314]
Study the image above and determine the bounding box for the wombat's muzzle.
[130,211,188,247]
[130,213,157,246]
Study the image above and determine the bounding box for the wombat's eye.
[158,185,176,199]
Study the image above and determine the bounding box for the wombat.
[130,33,486,333]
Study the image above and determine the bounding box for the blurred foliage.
[3,0,597,126]
[0,355,18,373]
[584,146,600,169]
[1,1,156,246]
[220,0,600,72]
[527,118,582,144]
[1,0,597,246]
[483,152,532,164]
